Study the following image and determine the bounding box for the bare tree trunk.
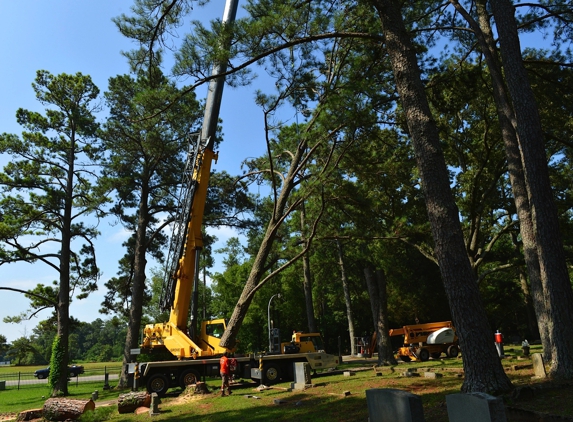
[518,269,541,341]
[336,240,355,356]
[372,0,513,394]
[491,0,573,378]
[364,267,397,365]
[456,0,552,366]
[300,203,317,333]
[119,186,150,388]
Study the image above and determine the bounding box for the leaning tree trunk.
[336,240,356,356]
[219,137,306,349]
[491,0,573,379]
[372,0,513,394]
[364,266,397,366]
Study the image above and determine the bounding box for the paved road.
[4,373,119,387]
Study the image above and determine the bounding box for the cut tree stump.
[42,398,95,421]
[16,408,43,421]
[117,391,151,414]
[188,382,210,395]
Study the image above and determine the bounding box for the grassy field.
[2,347,573,422]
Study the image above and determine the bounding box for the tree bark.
[336,240,356,356]
[455,0,552,366]
[371,0,513,394]
[491,0,573,378]
[364,267,397,365]
[52,136,76,397]
[518,268,541,341]
[219,136,306,348]
[300,202,317,333]
[119,184,151,388]
[43,398,95,421]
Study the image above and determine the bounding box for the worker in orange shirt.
[219,352,232,396]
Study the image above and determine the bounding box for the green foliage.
[79,406,115,422]
[0,334,8,360]
[5,336,40,365]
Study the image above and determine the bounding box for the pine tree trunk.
[372,0,513,394]
[491,0,573,378]
[518,269,541,341]
[120,186,151,388]
[364,267,397,365]
[336,240,355,356]
[52,141,75,397]
[472,0,551,364]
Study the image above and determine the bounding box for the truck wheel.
[418,348,430,362]
[37,374,45,380]
[263,364,281,385]
[447,345,459,358]
[147,373,170,396]
[179,369,200,388]
[69,372,76,377]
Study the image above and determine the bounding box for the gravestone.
[292,362,311,390]
[149,392,160,416]
[366,389,425,422]
[531,353,547,378]
[446,392,506,422]
[424,372,442,379]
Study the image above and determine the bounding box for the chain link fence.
[0,365,122,390]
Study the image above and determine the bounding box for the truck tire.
[146,373,170,396]
[418,348,430,362]
[262,364,281,385]
[447,345,459,358]
[179,369,200,388]
[69,372,76,377]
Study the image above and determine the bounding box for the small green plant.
[78,406,115,422]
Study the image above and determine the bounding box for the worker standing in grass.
[220,352,232,396]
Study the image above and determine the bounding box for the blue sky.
[0,1,270,343]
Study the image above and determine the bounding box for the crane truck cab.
[281,332,326,354]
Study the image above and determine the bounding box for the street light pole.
[268,293,281,353]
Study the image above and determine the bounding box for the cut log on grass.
[42,398,95,421]
[117,391,151,414]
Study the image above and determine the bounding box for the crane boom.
[141,0,239,359]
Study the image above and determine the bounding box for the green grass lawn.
[3,346,569,422]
